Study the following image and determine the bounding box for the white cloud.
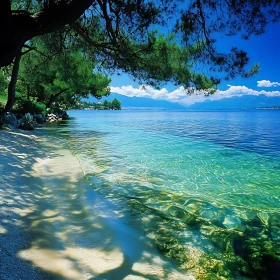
[110,85,169,99]
[110,84,280,106]
[257,80,280,87]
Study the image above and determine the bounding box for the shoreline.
[0,129,191,280]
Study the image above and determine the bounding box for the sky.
[109,20,280,106]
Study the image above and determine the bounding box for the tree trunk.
[0,0,94,68]
[47,94,56,109]
[47,88,69,108]
[3,52,22,112]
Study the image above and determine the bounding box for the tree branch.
[47,88,70,108]
[196,0,211,45]
[54,88,70,98]
[0,0,94,68]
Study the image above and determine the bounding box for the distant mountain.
[87,93,186,109]
[187,94,280,110]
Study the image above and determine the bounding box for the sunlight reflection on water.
[47,110,280,279]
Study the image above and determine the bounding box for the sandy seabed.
[0,129,194,280]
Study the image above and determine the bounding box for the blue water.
[51,109,280,279]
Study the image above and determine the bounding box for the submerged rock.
[185,202,201,214]
[257,212,269,227]
[223,215,242,229]
[201,209,219,220]
[269,214,280,242]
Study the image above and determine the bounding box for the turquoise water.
[51,110,280,279]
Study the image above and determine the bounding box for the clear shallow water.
[49,110,280,279]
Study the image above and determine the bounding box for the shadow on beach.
[0,130,187,280]
[0,130,65,279]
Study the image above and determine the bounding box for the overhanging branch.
[0,0,94,68]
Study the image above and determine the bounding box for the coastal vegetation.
[1,0,278,115]
[0,34,111,117]
[72,98,122,110]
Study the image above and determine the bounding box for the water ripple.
[47,110,280,279]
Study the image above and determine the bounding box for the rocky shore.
[0,110,69,131]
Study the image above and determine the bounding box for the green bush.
[0,93,7,105]
[13,97,46,116]
[34,102,46,115]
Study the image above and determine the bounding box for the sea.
[41,109,280,279]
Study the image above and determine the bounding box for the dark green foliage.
[34,102,47,115]
[101,99,122,110]
[0,68,9,93]
[3,0,276,88]
[103,100,110,110]
[13,96,46,116]
[110,98,121,110]
[72,98,122,110]
[17,37,111,110]
[1,0,279,112]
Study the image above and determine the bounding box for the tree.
[0,0,93,67]
[2,46,34,112]
[0,31,111,113]
[111,98,121,110]
[1,1,279,79]
[103,100,110,110]
[18,39,111,109]
[1,1,279,113]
